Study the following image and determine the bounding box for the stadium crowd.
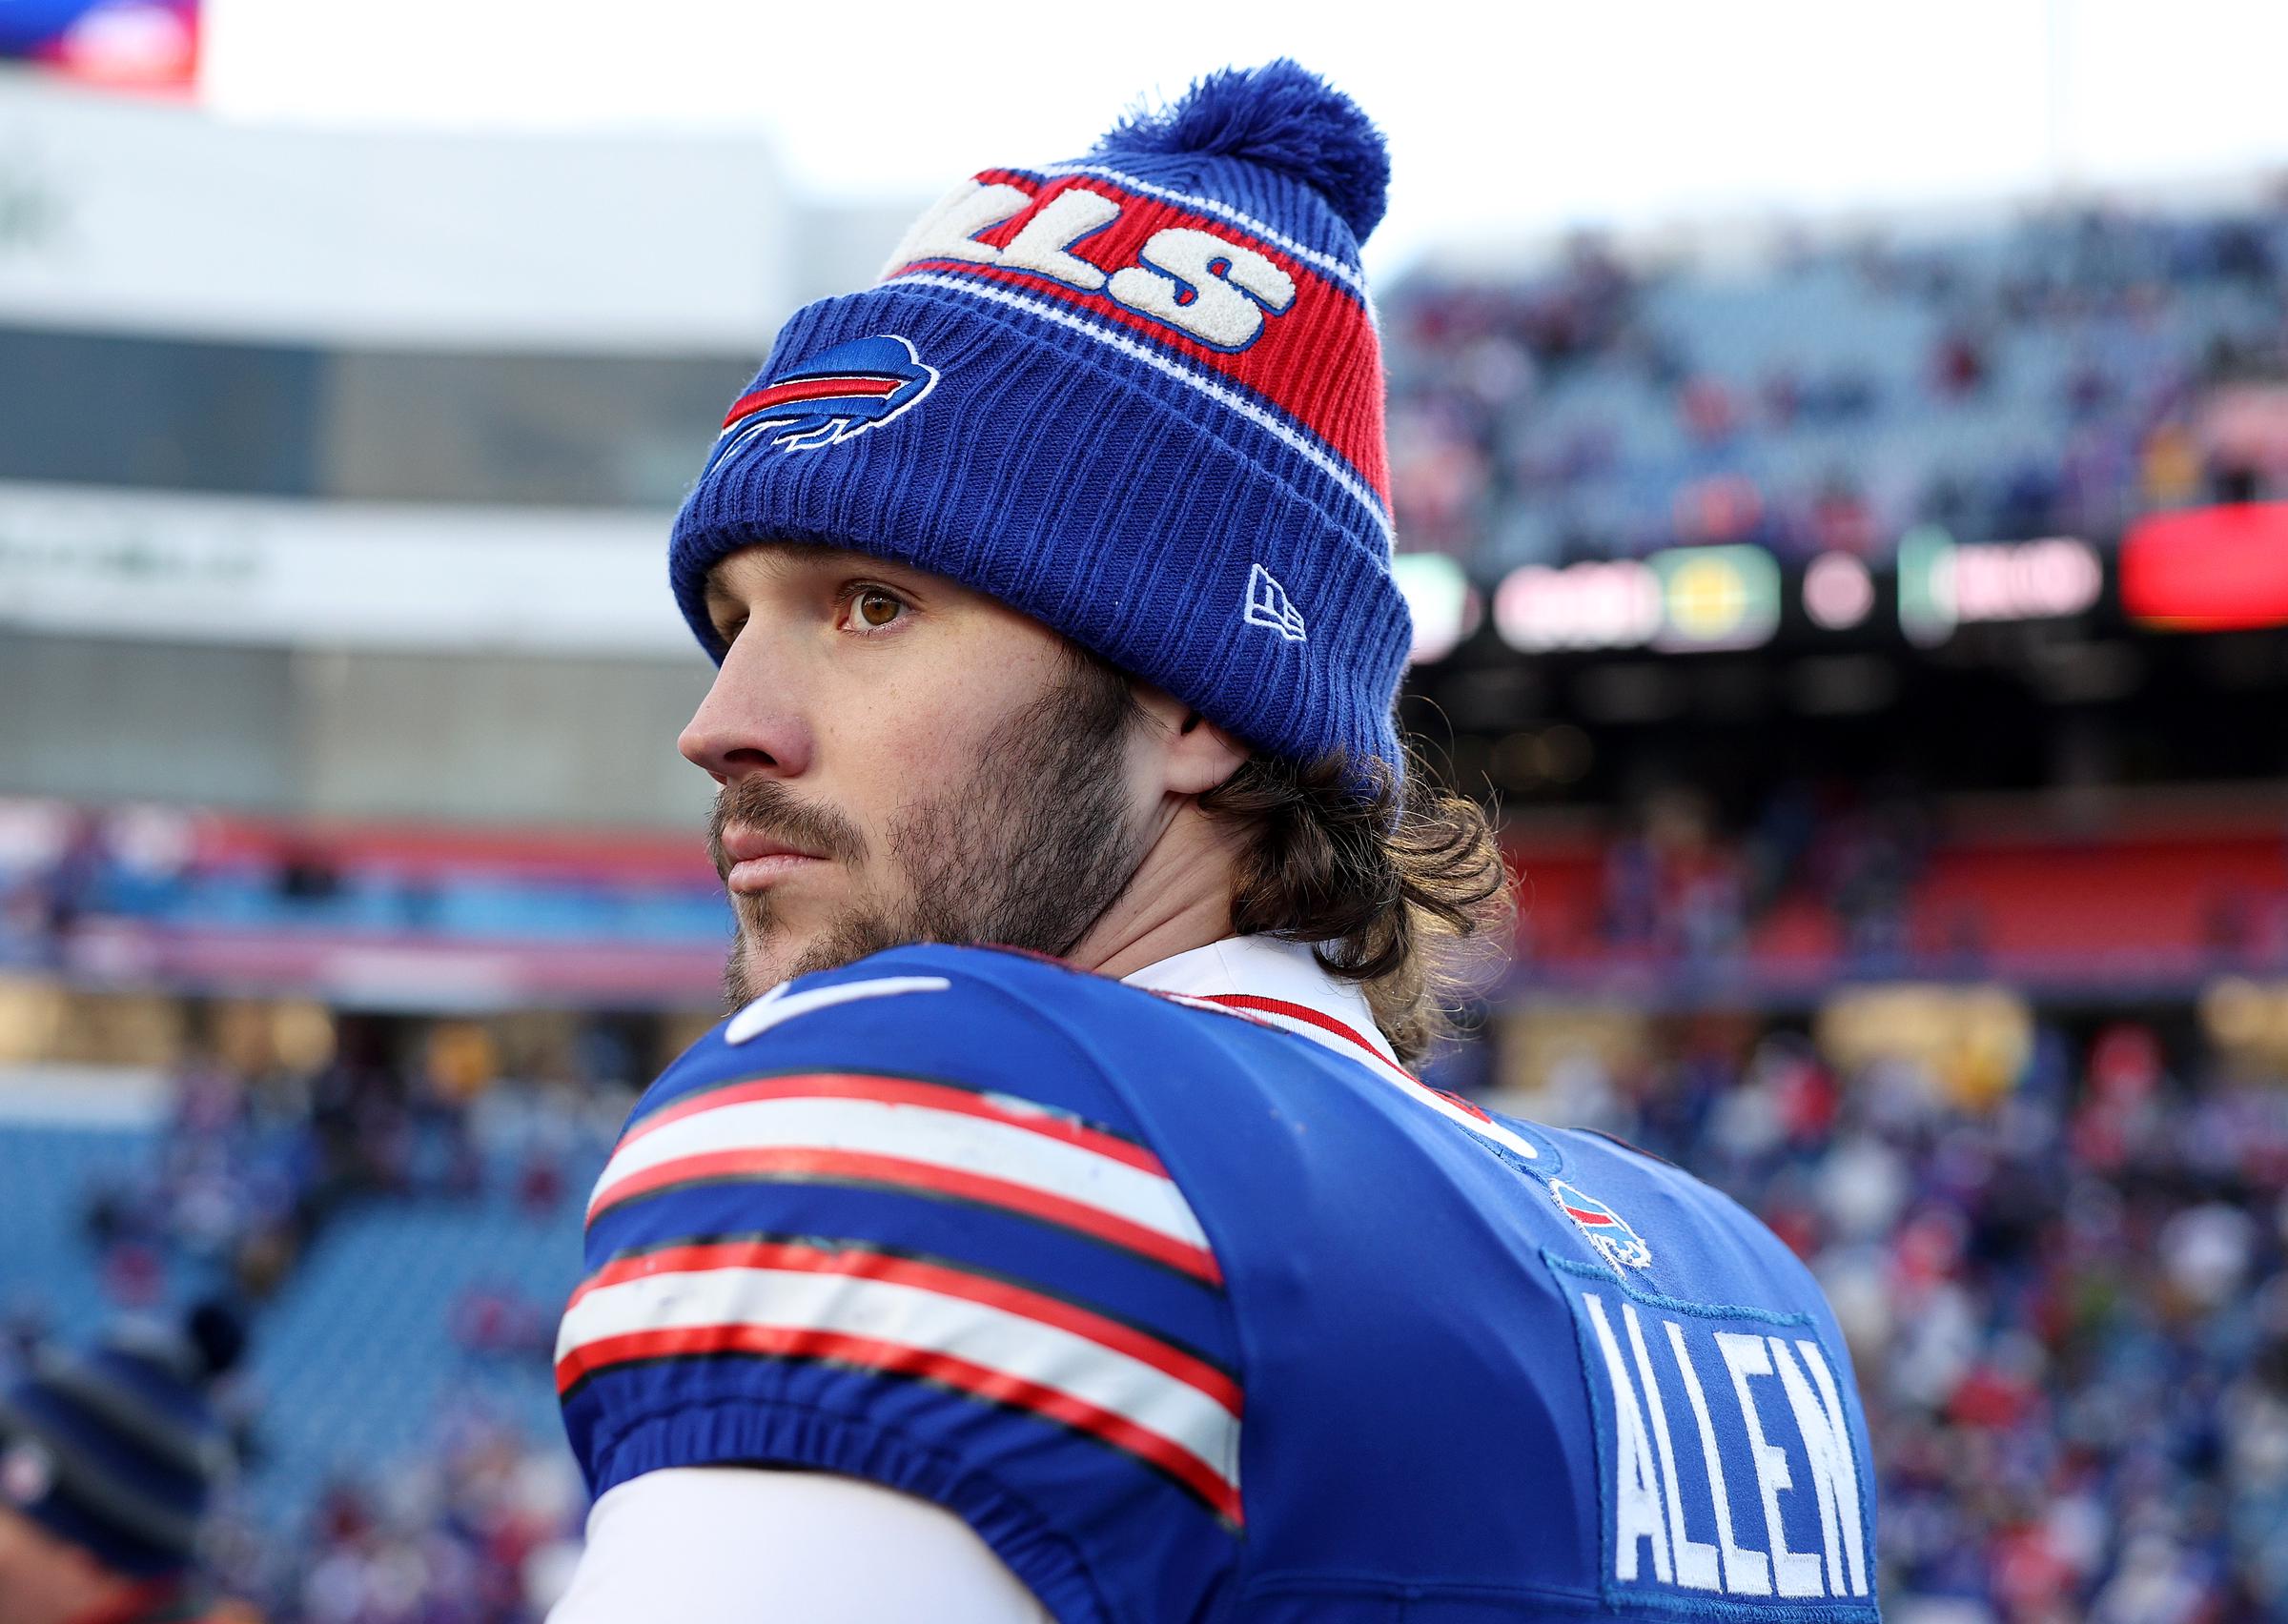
[9,193,2288,1618]
[1503,1016,2288,1621]
[1,1021,620,1621]
[209,1410,585,1624]
[0,798,724,973]
[1583,782,1932,966]
[7,984,2278,1620]
[75,1016,600,1309]
[1386,199,2288,567]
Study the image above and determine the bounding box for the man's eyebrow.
[699,549,809,614]
[705,547,930,610]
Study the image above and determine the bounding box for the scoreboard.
[1396,501,2288,668]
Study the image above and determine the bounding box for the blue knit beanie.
[0,1304,241,1577]
[668,60,1411,795]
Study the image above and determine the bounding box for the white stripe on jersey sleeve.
[556,1263,1242,1493]
[588,1094,1209,1250]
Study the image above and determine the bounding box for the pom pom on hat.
[1093,58,1391,244]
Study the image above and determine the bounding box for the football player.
[546,60,1879,1624]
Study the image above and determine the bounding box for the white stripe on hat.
[888,272,1396,550]
[554,1263,1241,1492]
[588,1093,1209,1252]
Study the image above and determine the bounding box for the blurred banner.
[0,478,688,654]
[0,70,791,346]
[0,0,196,91]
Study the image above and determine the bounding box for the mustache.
[706,777,868,882]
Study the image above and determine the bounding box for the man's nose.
[677,635,814,783]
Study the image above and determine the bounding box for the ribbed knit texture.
[668,61,1412,794]
[0,1316,235,1577]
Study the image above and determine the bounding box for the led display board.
[1393,553,1481,664]
[1492,547,1785,655]
[1898,527,2103,643]
[1493,560,1662,653]
[2121,503,2288,631]
[1803,552,1876,631]
[1650,544,1781,652]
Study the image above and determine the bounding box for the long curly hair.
[1060,644,1515,1066]
[1194,745,1516,1067]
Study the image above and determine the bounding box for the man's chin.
[724,932,806,1007]
[723,916,907,1006]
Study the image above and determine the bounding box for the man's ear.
[1131,684,1249,797]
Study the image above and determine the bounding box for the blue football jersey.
[557,944,1879,1622]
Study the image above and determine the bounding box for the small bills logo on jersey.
[1243,563,1307,641]
[705,335,939,475]
[1549,1178,1652,1270]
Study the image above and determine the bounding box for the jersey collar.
[1119,935,1550,1168]
[1119,935,1405,1074]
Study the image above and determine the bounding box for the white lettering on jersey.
[1581,1295,1672,1584]
[1716,1333,1826,1598]
[1574,1295,1871,1602]
[1770,1337,1871,1597]
[1665,1317,1770,1597]
[1623,1304,1722,1591]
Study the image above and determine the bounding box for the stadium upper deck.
[1386,199,2288,570]
[5,69,2285,842]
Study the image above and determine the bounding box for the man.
[547,61,1880,1623]
[0,1306,246,1624]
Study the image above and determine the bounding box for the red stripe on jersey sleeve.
[616,1072,1168,1175]
[587,1147,1223,1287]
[568,1239,1241,1411]
[555,1322,1244,1525]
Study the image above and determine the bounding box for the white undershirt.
[544,936,1393,1624]
[543,1468,1055,1624]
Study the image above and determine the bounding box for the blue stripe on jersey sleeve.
[562,1355,1232,1624]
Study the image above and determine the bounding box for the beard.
[710,652,1148,1006]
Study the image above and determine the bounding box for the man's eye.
[848,589,906,631]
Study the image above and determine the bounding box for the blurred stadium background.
[6,8,2288,1621]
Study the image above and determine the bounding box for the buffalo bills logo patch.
[705,335,939,475]
[1549,1178,1652,1270]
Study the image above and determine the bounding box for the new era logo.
[1244,563,1307,642]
